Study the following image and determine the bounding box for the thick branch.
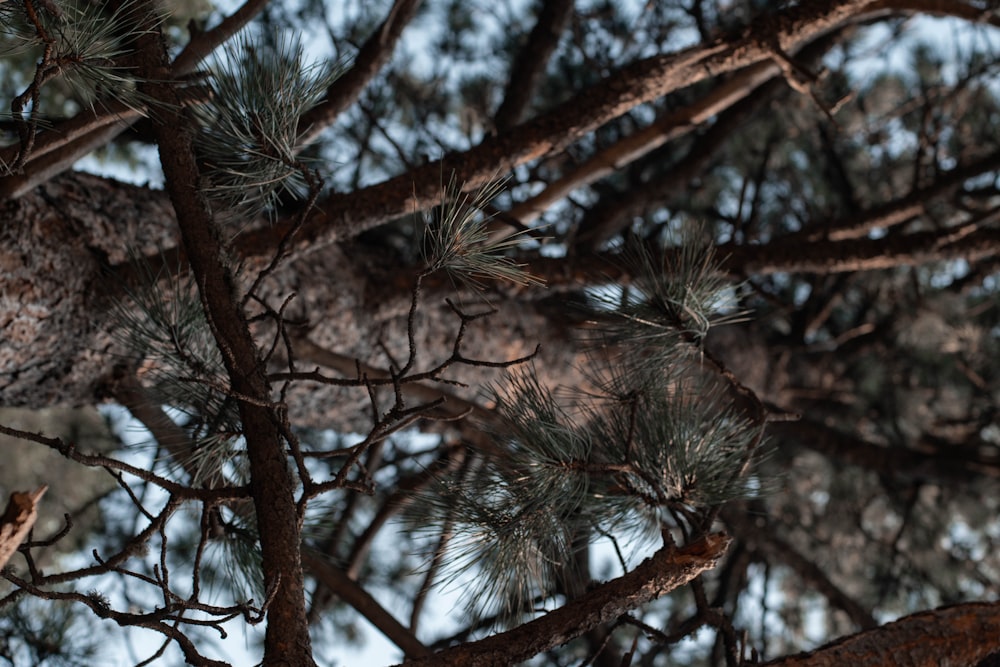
[761,601,1000,667]
[238,0,992,261]
[500,61,778,233]
[136,22,316,667]
[172,0,271,76]
[796,149,1000,242]
[493,0,575,132]
[0,87,206,200]
[296,0,423,147]
[512,209,1000,298]
[523,206,1000,288]
[236,0,865,259]
[721,217,1000,275]
[572,70,783,250]
[400,533,731,667]
[568,21,858,251]
[0,104,143,200]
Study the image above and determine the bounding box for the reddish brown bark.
[0,4,997,662]
[237,0,996,263]
[234,0,860,260]
[762,601,1000,667]
[0,487,46,570]
[302,550,432,660]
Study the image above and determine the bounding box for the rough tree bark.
[137,22,316,666]
[3,0,997,421]
[762,601,1000,667]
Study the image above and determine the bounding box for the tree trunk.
[0,173,585,433]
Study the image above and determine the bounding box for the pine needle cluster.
[193,32,341,216]
[594,228,743,344]
[0,0,157,111]
[412,231,762,621]
[109,253,242,481]
[422,174,543,288]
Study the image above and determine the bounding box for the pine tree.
[1,1,999,665]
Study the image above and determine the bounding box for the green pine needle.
[423,173,544,288]
[408,230,761,617]
[108,249,242,477]
[43,0,159,113]
[194,31,342,215]
[591,228,746,349]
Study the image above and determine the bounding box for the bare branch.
[302,550,432,659]
[171,0,271,77]
[493,0,574,132]
[296,0,423,147]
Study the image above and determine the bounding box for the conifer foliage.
[1,1,999,666]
